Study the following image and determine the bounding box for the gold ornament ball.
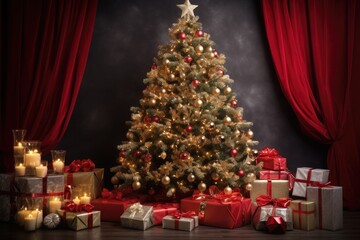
[198,182,207,192]
[187,173,195,182]
[206,46,213,52]
[245,183,253,191]
[170,73,176,80]
[132,181,141,190]
[247,172,256,182]
[247,129,254,139]
[223,116,232,123]
[162,176,171,185]
[194,99,203,107]
[164,59,170,65]
[159,151,167,159]
[234,130,241,137]
[252,149,259,158]
[224,186,233,195]
[111,176,119,185]
[149,98,157,106]
[196,45,204,54]
[166,188,176,197]
[211,172,220,181]
[212,88,220,95]
[126,132,134,140]
[224,86,232,94]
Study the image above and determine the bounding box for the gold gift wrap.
[57,210,101,231]
[251,202,293,231]
[250,180,289,202]
[120,203,154,230]
[64,168,104,199]
[290,200,315,231]
[306,186,343,231]
[162,215,199,231]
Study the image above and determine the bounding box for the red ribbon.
[312,182,332,229]
[169,211,196,230]
[255,194,291,208]
[192,185,243,204]
[65,159,95,173]
[64,200,94,212]
[267,180,272,197]
[259,147,280,157]
[292,201,315,229]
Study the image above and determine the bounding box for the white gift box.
[120,203,154,230]
[292,167,329,198]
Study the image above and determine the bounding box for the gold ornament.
[198,182,207,192]
[211,172,220,181]
[245,183,253,191]
[126,132,134,140]
[195,45,204,54]
[206,46,213,52]
[224,186,233,195]
[246,147,251,153]
[132,181,141,190]
[194,99,203,107]
[187,173,195,182]
[223,116,232,123]
[159,151,167,159]
[247,172,256,182]
[209,122,215,129]
[161,176,171,185]
[212,88,220,95]
[111,176,119,185]
[246,129,254,139]
[234,130,241,137]
[115,171,123,178]
[219,135,225,142]
[149,98,157,106]
[164,59,170,65]
[252,149,259,158]
[170,73,176,80]
[224,86,232,94]
[166,188,176,197]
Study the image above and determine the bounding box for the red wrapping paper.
[180,197,251,229]
[91,198,138,222]
[144,203,180,226]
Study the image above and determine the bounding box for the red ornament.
[151,63,157,70]
[230,149,238,157]
[185,125,193,133]
[266,216,287,234]
[179,151,189,160]
[148,188,155,195]
[133,150,142,158]
[213,50,218,57]
[142,153,152,163]
[230,99,238,108]
[177,32,186,39]
[195,30,204,37]
[119,150,125,158]
[184,55,193,63]
[191,79,201,87]
[237,169,245,178]
[143,116,152,124]
[152,115,160,123]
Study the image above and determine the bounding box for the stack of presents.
[0,146,343,233]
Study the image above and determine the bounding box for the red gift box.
[256,147,286,170]
[259,170,295,191]
[180,195,251,229]
[144,203,180,226]
[91,198,138,222]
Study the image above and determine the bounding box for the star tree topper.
[177,0,198,20]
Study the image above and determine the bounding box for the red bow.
[259,147,280,157]
[64,201,94,212]
[101,188,123,200]
[192,185,243,204]
[255,194,291,208]
[170,211,197,219]
[65,159,95,173]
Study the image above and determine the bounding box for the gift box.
[180,194,251,229]
[120,203,154,230]
[162,212,199,231]
[306,185,343,231]
[64,168,104,200]
[91,197,138,222]
[0,173,64,222]
[251,195,293,232]
[57,209,101,231]
[256,147,287,170]
[145,203,180,226]
[290,200,315,231]
[250,180,289,202]
[292,167,330,198]
[258,170,295,191]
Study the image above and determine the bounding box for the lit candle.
[15,163,26,177]
[13,142,24,156]
[25,150,41,167]
[80,193,91,204]
[52,159,64,174]
[35,164,47,178]
[49,197,62,213]
[73,196,81,205]
[31,209,43,229]
[17,207,31,226]
[24,214,36,231]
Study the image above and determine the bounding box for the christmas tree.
[111,0,261,199]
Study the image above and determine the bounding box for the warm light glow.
[18,142,23,147]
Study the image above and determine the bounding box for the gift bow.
[64,201,94,212]
[256,194,291,208]
[129,203,144,218]
[65,159,95,173]
[259,147,280,157]
[170,211,197,219]
[192,185,243,204]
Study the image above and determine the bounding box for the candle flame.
[18,142,22,147]
[34,149,38,153]
[19,163,23,167]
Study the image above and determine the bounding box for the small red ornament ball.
[191,79,201,87]
[134,150,142,158]
[143,153,152,163]
[184,55,193,63]
[143,116,152,124]
[230,99,238,108]
[179,151,189,160]
[185,125,193,133]
[152,115,160,123]
[177,32,186,39]
[230,149,238,157]
[213,50,218,57]
[237,169,245,178]
[148,188,155,195]
[119,150,125,158]
[195,30,204,37]
[151,63,157,70]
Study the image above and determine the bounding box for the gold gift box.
[120,203,154,230]
[250,180,289,202]
[290,200,315,231]
[57,209,101,231]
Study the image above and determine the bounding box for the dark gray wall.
[57,0,327,188]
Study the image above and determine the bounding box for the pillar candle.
[80,193,91,204]
[24,214,37,231]
[35,164,47,178]
[31,209,43,229]
[52,159,64,174]
[15,163,26,176]
[25,151,41,167]
[14,144,24,156]
[73,196,81,205]
[17,207,31,226]
[49,198,62,213]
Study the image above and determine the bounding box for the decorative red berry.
[179,151,189,160]
[177,32,186,39]
[230,149,238,157]
[191,79,201,87]
[195,30,204,37]
[119,150,125,158]
[142,153,152,163]
[213,50,218,57]
[184,55,192,63]
[230,99,238,108]
[151,63,157,70]
[185,125,193,133]
[152,115,160,123]
[134,150,142,158]
[238,169,245,178]
[143,116,152,124]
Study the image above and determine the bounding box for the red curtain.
[0,0,98,172]
[262,0,360,210]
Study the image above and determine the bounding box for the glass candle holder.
[35,160,48,178]
[24,141,41,176]
[12,129,26,167]
[51,150,66,174]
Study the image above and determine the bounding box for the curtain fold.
[262,0,360,210]
[0,0,98,172]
